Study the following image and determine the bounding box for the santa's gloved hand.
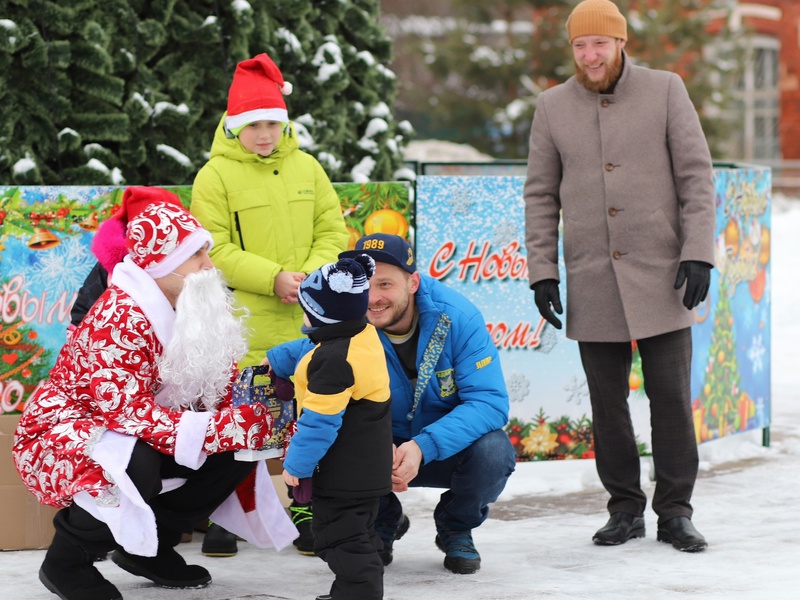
[269,368,295,402]
[203,404,273,454]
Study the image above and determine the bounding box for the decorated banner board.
[0,183,411,416]
[415,166,771,461]
[0,168,770,463]
[420,162,527,177]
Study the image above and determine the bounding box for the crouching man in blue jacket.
[268,233,516,575]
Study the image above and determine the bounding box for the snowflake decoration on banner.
[0,243,25,276]
[747,333,766,374]
[506,372,531,404]
[28,237,93,296]
[446,186,476,215]
[739,298,756,330]
[492,219,518,248]
[564,375,589,406]
[536,324,559,354]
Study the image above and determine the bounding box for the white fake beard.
[156,269,248,412]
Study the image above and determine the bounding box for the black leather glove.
[531,279,563,329]
[673,260,711,310]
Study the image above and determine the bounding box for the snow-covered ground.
[2,193,798,600]
[403,139,495,162]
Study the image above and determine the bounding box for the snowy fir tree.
[383,0,555,158]
[382,0,740,159]
[618,0,741,158]
[0,0,409,186]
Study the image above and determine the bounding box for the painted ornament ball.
[364,208,408,238]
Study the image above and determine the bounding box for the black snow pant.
[54,440,256,554]
[312,495,384,600]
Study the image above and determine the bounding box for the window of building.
[728,35,781,160]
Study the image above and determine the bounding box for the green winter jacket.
[191,114,348,367]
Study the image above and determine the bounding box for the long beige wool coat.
[524,54,716,342]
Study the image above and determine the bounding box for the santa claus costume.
[12,187,296,600]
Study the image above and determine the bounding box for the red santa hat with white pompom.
[224,53,293,136]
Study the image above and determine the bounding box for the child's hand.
[269,369,295,401]
[275,271,306,303]
[282,469,299,487]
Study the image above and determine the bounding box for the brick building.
[723,1,800,161]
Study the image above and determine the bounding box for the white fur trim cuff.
[225,108,289,131]
[175,410,212,469]
[145,228,214,280]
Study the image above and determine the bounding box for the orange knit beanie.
[566,0,628,42]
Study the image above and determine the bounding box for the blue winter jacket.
[267,274,510,464]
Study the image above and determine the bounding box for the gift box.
[232,365,296,462]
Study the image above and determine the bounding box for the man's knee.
[468,430,516,475]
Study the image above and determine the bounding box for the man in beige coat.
[524,0,715,553]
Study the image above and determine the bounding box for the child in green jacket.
[191,52,347,369]
[191,52,347,557]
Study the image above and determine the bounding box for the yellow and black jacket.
[283,317,392,498]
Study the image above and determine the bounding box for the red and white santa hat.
[92,187,213,279]
[224,53,293,135]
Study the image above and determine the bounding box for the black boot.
[376,492,410,566]
[112,543,211,589]
[201,522,238,557]
[39,532,122,600]
[289,500,315,555]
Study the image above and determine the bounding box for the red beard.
[574,49,624,93]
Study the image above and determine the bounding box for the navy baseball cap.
[340,233,416,273]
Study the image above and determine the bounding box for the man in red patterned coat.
[12,187,297,600]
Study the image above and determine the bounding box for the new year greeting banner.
[415,168,771,461]
[0,183,410,416]
[1,173,769,461]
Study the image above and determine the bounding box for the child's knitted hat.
[298,255,376,328]
[225,53,292,136]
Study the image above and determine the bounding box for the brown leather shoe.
[657,516,707,552]
[592,512,646,545]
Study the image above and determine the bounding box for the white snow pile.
[403,139,494,162]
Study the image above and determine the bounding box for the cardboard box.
[1,415,57,550]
